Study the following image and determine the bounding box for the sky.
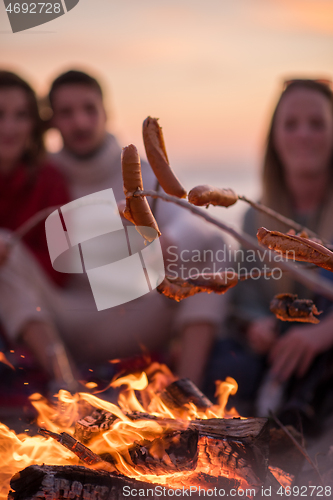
[1,0,333,177]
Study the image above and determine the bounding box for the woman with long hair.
[245,80,333,360]
[206,79,333,428]
[0,70,69,284]
[0,71,77,391]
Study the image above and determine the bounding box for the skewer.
[187,184,330,246]
[134,189,333,302]
[7,206,59,247]
[238,195,330,245]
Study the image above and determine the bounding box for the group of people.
[0,68,333,432]
[0,69,225,395]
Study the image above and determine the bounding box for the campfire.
[0,362,295,500]
[3,115,330,499]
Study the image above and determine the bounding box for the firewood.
[44,425,198,476]
[74,378,213,444]
[126,428,198,474]
[8,465,158,500]
[190,417,269,440]
[76,409,268,444]
[197,435,264,485]
[160,378,213,411]
[8,465,244,500]
[73,412,269,486]
[195,418,269,486]
[38,428,114,468]
[194,418,269,487]
[74,409,117,444]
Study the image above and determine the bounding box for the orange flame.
[0,363,290,498]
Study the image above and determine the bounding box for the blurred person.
[49,70,227,387]
[0,71,77,392]
[0,70,228,389]
[0,71,69,284]
[206,79,333,426]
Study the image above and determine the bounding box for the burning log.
[38,428,110,467]
[126,428,198,474]
[54,422,199,476]
[195,418,269,486]
[160,378,213,411]
[76,411,268,442]
[73,409,269,486]
[8,465,245,500]
[198,435,262,486]
[7,465,162,500]
[74,409,117,444]
[191,417,268,439]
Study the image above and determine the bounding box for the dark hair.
[49,70,103,107]
[262,79,333,215]
[0,70,45,165]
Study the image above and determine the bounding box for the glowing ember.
[269,466,293,488]
[0,352,15,371]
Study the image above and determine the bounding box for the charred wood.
[38,428,111,467]
[190,417,269,440]
[160,378,213,411]
[197,435,266,486]
[8,465,244,500]
[127,428,198,474]
[74,409,117,444]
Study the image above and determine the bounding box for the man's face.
[51,84,107,156]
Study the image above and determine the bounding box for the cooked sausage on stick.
[257,227,333,272]
[142,116,187,199]
[122,144,161,242]
[270,293,322,324]
[188,185,330,246]
[157,272,239,302]
[188,185,238,207]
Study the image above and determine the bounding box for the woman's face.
[0,87,34,168]
[273,87,333,178]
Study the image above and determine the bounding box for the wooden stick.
[238,195,332,247]
[7,206,59,247]
[160,378,213,411]
[136,189,333,302]
[269,413,324,486]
